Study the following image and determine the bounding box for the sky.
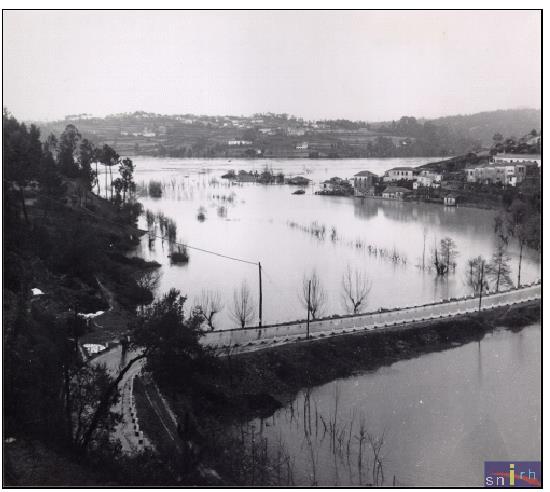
[3,10,541,122]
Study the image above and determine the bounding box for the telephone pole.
[258,262,263,327]
[478,260,485,312]
[306,279,311,340]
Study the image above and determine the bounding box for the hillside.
[432,108,541,147]
[32,108,540,160]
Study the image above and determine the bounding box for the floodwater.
[130,157,540,329]
[249,323,541,487]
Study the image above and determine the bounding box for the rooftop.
[494,153,541,160]
[387,166,414,171]
[354,170,375,177]
[383,186,411,194]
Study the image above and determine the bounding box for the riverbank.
[183,301,540,424]
[136,300,540,486]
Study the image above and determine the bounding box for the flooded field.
[130,157,540,328]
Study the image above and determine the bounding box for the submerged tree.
[119,157,135,204]
[465,256,489,295]
[341,265,371,314]
[501,200,528,287]
[231,281,255,328]
[299,269,327,319]
[432,236,459,276]
[487,241,513,292]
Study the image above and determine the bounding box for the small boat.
[292,189,306,195]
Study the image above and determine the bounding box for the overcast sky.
[3,10,541,122]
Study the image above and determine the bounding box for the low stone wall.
[201,282,541,349]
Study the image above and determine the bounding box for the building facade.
[353,170,376,196]
[384,167,415,182]
[465,159,539,186]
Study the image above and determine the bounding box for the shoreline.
[163,301,541,427]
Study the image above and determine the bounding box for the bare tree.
[487,241,513,292]
[299,270,327,319]
[231,281,255,328]
[195,289,224,330]
[341,265,371,314]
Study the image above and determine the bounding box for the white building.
[382,186,410,200]
[465,160,538,187]
[286,127,306,136]
[492,153,541,167]
[419,169,442,182]
[443,194,457,206]
[384,167,415,182]
[228,140,253,146]
[296,142,309,150]
[413,177,434,189]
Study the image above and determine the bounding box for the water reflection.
[133,157,540,328]
[250,324,540,486]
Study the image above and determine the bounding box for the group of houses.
[350,152,540,206]
[464,154,540,187]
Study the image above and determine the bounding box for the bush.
[148,181,162,198]
[170,246,189,264]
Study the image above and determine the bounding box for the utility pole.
[258,262,263,327]
[307,279,311,340]
[478,260,485,312]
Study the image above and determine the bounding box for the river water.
[131,157,540,329]
[250,323,541,487]
[129,157,540,486]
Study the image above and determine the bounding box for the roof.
[467,161,528,170]
[383,186,410,194]
[475,150,492,157]
[387,166,414,172]
[354,170,375,177]
[494,153,541,160]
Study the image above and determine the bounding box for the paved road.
[203,283,541,353]
[89,282,540,453]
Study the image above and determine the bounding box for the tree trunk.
[95,162,100,195]
[109,166,113,200]
[64,364,73,443]
[517,240,524,287]
[19,188,29,224]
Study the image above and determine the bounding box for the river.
[130,157,540,329]
[249,323,541,487]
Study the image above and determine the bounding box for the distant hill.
[431,108,541,147]
[31,108,540,159]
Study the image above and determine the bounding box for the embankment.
[187,301,541,423]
